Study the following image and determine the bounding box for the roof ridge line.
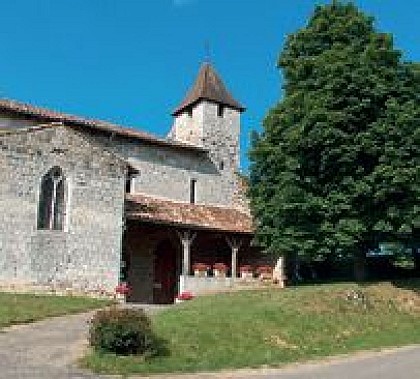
[0,97,207,153]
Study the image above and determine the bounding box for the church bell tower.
[168,63,245,173]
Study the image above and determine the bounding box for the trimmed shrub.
[89,307,157,356]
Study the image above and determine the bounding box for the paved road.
[1,309,419,379]
[265,345,420,379]
[0,311,100,379]
[145,345,420,379]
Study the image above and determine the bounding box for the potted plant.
[256,265,273,281]
[213,262,229,277]
[192,263,209,277]
[239,265,254,279]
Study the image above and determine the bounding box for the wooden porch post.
[226,236,242,278]
[177,230,197,276]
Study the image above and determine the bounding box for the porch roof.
[125,194,254,234]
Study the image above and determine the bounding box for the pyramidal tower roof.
[172,63,245,116]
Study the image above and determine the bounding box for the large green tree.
[249,2,420,279]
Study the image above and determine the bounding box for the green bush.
[89,307,158,356]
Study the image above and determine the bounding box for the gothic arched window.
[37,167,66,230]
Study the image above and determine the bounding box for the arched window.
[37,167,66,230]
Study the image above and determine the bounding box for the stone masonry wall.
[169,100,244,211]
[145,100,246,210]
[0,125,126,295]
[167,105,204,145]
[97,132,241,209]
[201,101,242,209]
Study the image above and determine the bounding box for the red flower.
[239,265,253,273]
[177,291,194,301]
[213,262,229,271]
[192,263,209,271]
[115,282,132,295]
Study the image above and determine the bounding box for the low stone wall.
[180,275,233,295]
[179,257,286,297]
[179,274,281,296]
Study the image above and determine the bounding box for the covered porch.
[123,194,276,304]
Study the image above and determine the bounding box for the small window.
[190,179,196,204]
[125,177,132,194]
[38,166,66,230]
[219,160,224,170]
[217,104,224,118]
[125,172,139,194]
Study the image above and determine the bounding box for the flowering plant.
[256,265,273,274]
[239,265,253,273]
[213,262,229,271]
[192,263,209,271]
[176,291,194,301]
[115,282,132,296]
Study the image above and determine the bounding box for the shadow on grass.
[152,334,171,358]
[391,277,420,294]
[287,274,420,296]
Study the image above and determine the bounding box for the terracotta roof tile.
[172,63,245,116]
[0,98,205,152]
[125,193,253,234]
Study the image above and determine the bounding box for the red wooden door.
[153,241,177,304]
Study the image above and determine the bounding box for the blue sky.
[1,0,419,171]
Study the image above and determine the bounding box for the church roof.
[172,63,245,116]
[0,98,206,153]
[0,122,136,171]
[125,193,253,234]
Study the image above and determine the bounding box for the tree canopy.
[248,2,420,270]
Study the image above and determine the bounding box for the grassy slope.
[85,280,420,375]
[0,292,110,328]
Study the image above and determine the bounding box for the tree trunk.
[285,252,300,284]
[413,247,420,275]
[353,249,367,282]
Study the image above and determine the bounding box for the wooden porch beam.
[225,236,243,279]
[176,230,197,276]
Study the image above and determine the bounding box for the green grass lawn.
[0,292,110,328]
[84,280,420,375]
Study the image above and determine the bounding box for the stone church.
[0,63,269,303]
